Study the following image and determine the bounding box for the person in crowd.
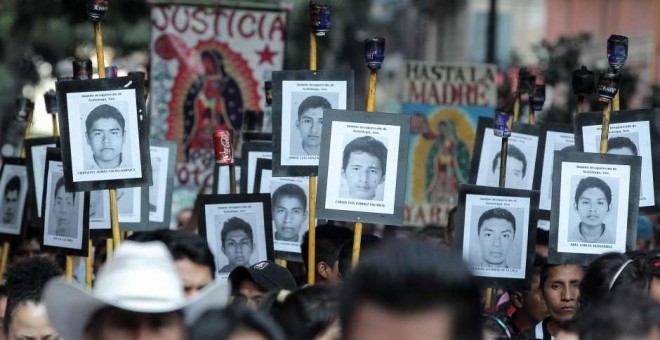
[606,136,638,156]
[43,241,228,340]
[272,184,307,243]
[0,286,7,340]
[645,248,660,302]
[229,260,297,309]
[569,177,615,244]
[535,228,549,259]
[502,254,548,336]
[84,104,127,169]
[301,224,353,285]
[340,240,482,340]
[219,217,255,274]
[4,257,62,340]
[474,208,516,268]
[10,227,56,265]
[574,288,660,340]
[482,314,514,340]
[579,252,648,310]
[266,285,341,340]
[294,95,331,156]
[337,234,381,280]
[529,263,584,339]
[1,176,21,225]
[189,304,285,340]
[492,144,527,189]
[130,229,216,299]
[416,224,449,248]
[341,136,387,200]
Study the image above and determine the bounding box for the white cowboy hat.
[43,241,229,340]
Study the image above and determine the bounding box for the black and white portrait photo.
[56,76,150,191]
[147,141,176,227]
[270,177,309,254]
[580,122,654,208]
[25,137,57,221]
[550,151,641,264]
[538,127,575,212]
[0,160,28,236]
[254,158,273,194]
[240,142,272,194]
[42,159,87,254]
[117,187,147,230]
[89,190,110,230]
[272,70,354,176]
[474,128,539,190]
[462,195,530,279]
[317,110,410,225]
[198,194,273,279]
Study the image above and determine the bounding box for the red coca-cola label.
[213,130,233,164]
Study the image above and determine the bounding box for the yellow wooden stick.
[512,95,521,122]
[65,256,74,281]
[52,115,59,137]
[599,103,612,154]
[275,259,287,267]
[529,109,535,125]
[106,238,113,262]
[310,32,317,71]
[351,222,363,267]
[613,92,620,111]
[366,71,377,112]
[229,164,237,194]
[86,240,93,288]
[95,22,106,76]
[0,244,10,280]
[307,175,317,285]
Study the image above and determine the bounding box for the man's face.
[2,190,19,224]
[53,186,74,228]
[273,196,306,240]
[8,302,60,340]
[478,218,514,266]
[238,280,265,309]
[86,118,125,165]
[541,265,584,324]
[522,274,549,323]
[607,147,635,156]
[345,303,453,340]
[574,187,609,228]
[175,258,213,299]
[296,107,323,152]
[650,276,660,302]
[342,151,384,200]
[222,230,253,267]
[86,308,185,340]
[494,156,524,187]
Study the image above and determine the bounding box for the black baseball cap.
[229,261,297,292]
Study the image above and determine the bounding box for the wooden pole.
[94,22,106,75]
[309,32,317,71]
[65,256,74,281]
[498,139,508,187]
[306,26,319,284]
[229,164,237,194]
[512,94,521,122]
[599,103,612,154]
[106,238,113,262]
[612,93,620,111]
[577,96,585,114]
[0,246,10,281]
[86,240,93,288]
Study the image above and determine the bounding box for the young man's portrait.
[491,144,527,189]
[568,176,615,244]
[272,184,308,243]
[472,208,516,268]
[293,95,331,156]
[218,216,255,274]
[1,176,21,225]
[84,104,128,170]
[606,136,638,156]
[340,136,387,201]
[47,177,78,238]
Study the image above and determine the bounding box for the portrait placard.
[118,187,149,232]
[254,158,273,194]
[25,137,59,225]
[549,151,641,265]
[42,148,89,256]
[197,194,274,280]
[316,109,410,225]
[213,161,242,194]
[0,158,29,239]
[470,117,541,190]
[534,124,575,219]
[240,141,272,194]
[55,74,151,191]
[272,70,354,177]
[147,140,177,228]
[574,108,660,213]
[89,189,111,234]
[454,184,538,286]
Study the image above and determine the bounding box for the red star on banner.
[256,44,278,66]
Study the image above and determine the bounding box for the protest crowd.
[2,1,660,340]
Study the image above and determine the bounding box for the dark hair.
[129,229,216,279]
[607,137,638,155]
[337,234,381,279]
[4,176,20,195]
[190,304,285,340]
[574,177,612,206]
[301,224,353,274]
[492,144,527,176]
[297,95,331,119]
[579,252,647,310]
[85,104,125,132]
[54,177,75,200]
[221,217,254,247]
[341,136,388,176]
[266,285,339,340]
[478,208,516,234]
[4,257,62,332]
[200,50,227,76]
[536,228,549,246]
[575,288,660,340]
[340,240,482,340]
[482,314,513,340]
[272,184,307,212]
[540,263,584,291]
